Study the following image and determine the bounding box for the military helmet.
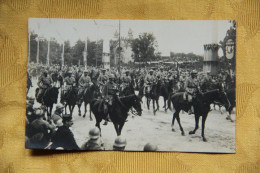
[101,68,106,72]
[88,127,100,139]
[83,70,88,73]
[35,109,44,117]
[109,74,115,79]
[43,70,48,74]
[143,143,158,151]
[149,70,153,73]
[191,70,198,75]
[56,103,64,110]
[125,70,129,73]
[113,136,127,148]
[68,71,73,74]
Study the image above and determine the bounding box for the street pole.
[61,42,64,68]
[118,20,121,74]
[28,32,30,62]
[36,37,39,64]
[47,39,50,66]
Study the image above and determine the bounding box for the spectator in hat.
[51,103,64,126]
[113,136,127,151]
[81,127,104,151]
[51,114,79,150]
[28,109,56,149]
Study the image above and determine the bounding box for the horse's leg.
[201,114,208,142]
[82,101,86,118]
[65,104,67,114]
[89,103,93,121]
[78,103,81,116]
[156,99,159,112]
[164,97,167,112]
[171,110,178,132]
[118,121,125,136]
[113,122,120,136]
[95,121,101,136]
[153,99,156,115]
[146,97,150,110]
[175,112,185,136]
[71,105,75,117]
[189,114,200,135]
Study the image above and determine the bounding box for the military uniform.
[63,75,75,95]
[78,73,92,98]
[51,125,80,150]
[97,72,108,91]
[37,72,53,101]
[144,72,156,93]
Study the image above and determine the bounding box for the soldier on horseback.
[120,70,132,93]
[144,70,156,94]
[184,70,200,114]
[97,69,108,91]
[78,70,92,102]
[101,73,119,121]
[36,70,53,103]
[61,71,76,104]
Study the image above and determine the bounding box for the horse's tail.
[168,92,173,111]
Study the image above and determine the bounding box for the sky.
[29,18,231,56]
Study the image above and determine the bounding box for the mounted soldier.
[36,70,53,103]
[97,69,108,91]
[78,70,92,102]
[144,70,156,94]
[120,70,132,93]
[100,74,119,122]
[61,71,76,104]
[184,70,200,114]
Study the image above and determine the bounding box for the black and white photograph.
[26,19,236,153]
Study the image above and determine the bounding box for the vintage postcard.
[26,19,236,152]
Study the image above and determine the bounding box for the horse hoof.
[172,128,175,132]
[189,131,194,135]
[103,122,108,126]
[83,115,85,118]
[90,118,93,121]
[181,132,185,136]
[79,114,81,116]
[203,138,207,142]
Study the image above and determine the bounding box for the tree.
[131,33,156,63]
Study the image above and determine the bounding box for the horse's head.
[216,90,231,110]
[132,95,142,116]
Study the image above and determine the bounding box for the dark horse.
[168,89,231,142]
[146,80,161,115]
[62,86,78,116]
[91,94,142,136]
[35,87,59,120]
[119,83,135,96]
[77,84,101,119]
[160,80,174,112]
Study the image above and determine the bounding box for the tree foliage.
[131,33,156,62]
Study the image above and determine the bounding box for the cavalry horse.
[147,80,162,115]
[168,89,231,142]
[62,86,78,116]
[77,84,101,119]
[90,94,142,136]
[35,87,59,120]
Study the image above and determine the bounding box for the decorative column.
[83,39,88,70]
[102,40,110,69]
[47,39,50,66]
[61,42,64,67]
[203,44,219,75]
